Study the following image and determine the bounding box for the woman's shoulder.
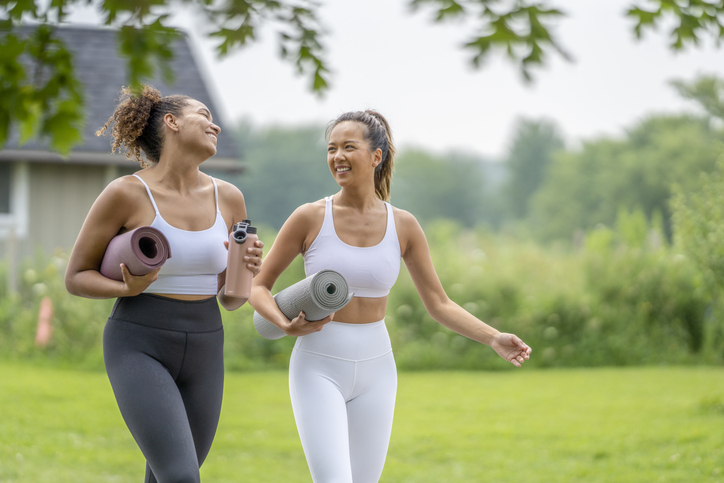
[102,174,147,204]
[389,204,419,229]
[84,174,148,225]
[211,176,244,201]
[278,199,326,237]
[388,205,425,254]
[289,198,326,224]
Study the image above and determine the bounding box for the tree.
[671,74,724,122]
[225,124,499,229]
[672,162,724,358]
[393,149,494,228]
[502,117,564,220]
[2,0,724,153]
[226,122,338,230]
[528,113,723,241]
[672,163,724,293]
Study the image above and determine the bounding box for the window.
[0,163,10,213]
[0,162,28,240]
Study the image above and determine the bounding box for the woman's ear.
[164,113,180,133]
[372,148,383,168]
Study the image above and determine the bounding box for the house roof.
[1,25,243,172]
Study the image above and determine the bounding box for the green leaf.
[210,23,256,56]
[7,0,38,20]
[312,70,327,92]
[626,6,660,39]
[0,23,85,152]
[18,101,41,145]
[0,109,9,147]
[117,23,180,88]
[42,99,84,155]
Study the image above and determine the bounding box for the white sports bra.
[303,196,401,298]
[133,174,228,295]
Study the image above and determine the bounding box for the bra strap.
[210,176,220,212]
[132,174,160,214]
[384,201,400,248]
[321,196,335,235]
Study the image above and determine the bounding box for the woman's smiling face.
[174,99,221,158]
[327,121,381,187]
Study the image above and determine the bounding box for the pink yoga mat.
[100,227,172,281]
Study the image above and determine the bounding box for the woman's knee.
[152,467,200,483]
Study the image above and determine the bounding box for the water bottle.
[224,219,258,300]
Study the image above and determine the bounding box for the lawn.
[1,364,723,482]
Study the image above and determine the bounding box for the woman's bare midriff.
[331,296,388,324]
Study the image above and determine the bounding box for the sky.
[75,0,724,159]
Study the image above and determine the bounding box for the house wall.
[1,162,127,262]
[29,163,109,257]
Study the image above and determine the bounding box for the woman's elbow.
[65,278,79,296]
[248,284,268,310]
[64,270,85,297]
[424,295,452,322]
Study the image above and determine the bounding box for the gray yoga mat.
[253,269,354,340]
[100,226,172,281]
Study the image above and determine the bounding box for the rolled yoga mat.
[100,226,172,281]
[253,269,354,340]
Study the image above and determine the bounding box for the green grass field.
[1,364,723,482]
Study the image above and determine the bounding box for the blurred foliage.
[528,113,723,241]
[0,250,112,369]
[502,117,564,220]
[225,122,338,230]
[225,124,503,230]
[232,75,724,239]
[0,24,84,154]
[626,0,724,51]
[410,0,571,82]
[385,214,715,370]
[2,0,724,152]
[0,0,327,153]
[1,212,719,370]
[393,149,500,228]
[672,161,724,293]
[671,73,724,122]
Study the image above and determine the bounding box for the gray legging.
[103,293,224,483]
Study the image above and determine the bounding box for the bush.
[671,161,724,361]
[386,220,713,370]
[0,222,716,371]
[0,250,112,370]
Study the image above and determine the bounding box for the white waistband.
[293,319,391,361]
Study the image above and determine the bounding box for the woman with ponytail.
[250,110,531,482]
[65,85,263,482]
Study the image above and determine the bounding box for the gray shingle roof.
[3,24,240,164]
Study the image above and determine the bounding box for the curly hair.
[325,110,396,202]
[96,85,190,167]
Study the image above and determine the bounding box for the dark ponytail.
[96,85,190,167]
[326,110,396,201]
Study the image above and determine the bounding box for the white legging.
[289,320,397,483]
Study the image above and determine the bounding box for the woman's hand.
[285,311,334,337]
[491,333,532,367]
[245,239,264,276]
[119,264,161,297]
[224,239,264,276]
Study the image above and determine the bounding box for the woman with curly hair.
[65,85,263,483]
[250,110,531,482]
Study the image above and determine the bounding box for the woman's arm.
[216,179,264,310]
[249,202,333,336]
[65,177,160,299]
[398,209,531,367]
